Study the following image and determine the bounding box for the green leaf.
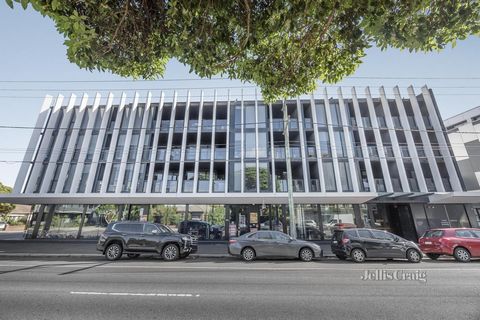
[5,0,13,9]
[20,0,28,9]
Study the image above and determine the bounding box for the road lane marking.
[70,291,200,297]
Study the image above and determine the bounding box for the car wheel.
[454,247,471,262]
[426,253,440,260]
[241,247,256,262]
[335,254,347,260]
[162,244,179,261]
[105,243,123,261]
[299,248,314,262]
[127,253,140,259]
[406,249,422,263]
[350,248,366,263]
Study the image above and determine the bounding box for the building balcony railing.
[361,178,370,192]
[152,180,163,193]
[200,147,211,161]
[170,149,181,161]
[166,180,177,193]
[377,116,387,128]
[310,179,321,192]
[425,178,436,192]
[160,120,170,132]
[182,180,194,193]
[202,119,213,131]
[304,118,313,129]
[306,146,316,159]
[197,180,209,193]
[350,117,357,126]
[408,116,417,129]
[214,148,226,160]
[188,120,198,132]
[392,116,402,129]
[185,148,196,161]
[416,147,426,157]
[276,179,304,192]
[408,178,420,192]
[156,148,166,161]
[368,146,378,158]
[362,117,372,129]
[174,120,184,132]
[136,180,147,193]
[401,146,410,158]
[142,148,151,161]
[213,180,225,192]
[290,147,302,160]
[375,178,386,192]
[275,147,286,159]
[288,120,299,130]
[272,119,283,131]
[391,178,402,192]
[442,177,453,192]
[354,146,363,158]
[384,146,395,158]
[216,119,228,131]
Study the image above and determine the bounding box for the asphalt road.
[0,257,479,320]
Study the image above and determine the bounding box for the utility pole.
[283,101,297,239]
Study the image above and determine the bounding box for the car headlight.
[181,236,190,241]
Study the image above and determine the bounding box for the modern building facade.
[445,106,480,191]
[1,86,479,242]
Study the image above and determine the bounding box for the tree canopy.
[0,182,15,216]
[7,0,480,101]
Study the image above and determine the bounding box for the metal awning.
[428,191,480,204]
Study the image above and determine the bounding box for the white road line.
[70,291,200,297]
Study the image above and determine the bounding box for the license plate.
[425,241,432,245]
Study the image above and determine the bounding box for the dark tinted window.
[423,230,444,238]
[371,230,394,241]
[144,224,160,234]
[113,223,143,233]
[357,229,373,239]
[455,230,475,238]
[344,230,358,238]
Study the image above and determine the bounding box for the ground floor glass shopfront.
[24,203,480,242]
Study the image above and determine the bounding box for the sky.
[0,4,479,187]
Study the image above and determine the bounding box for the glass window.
[229,162,242,192]
[423,230,444,238]
[334,131,347,157]
[470,230,480,238]
[107,163,120,192]
[244,105,255,129]
[319,131,331,157]
[315,101,327,126]
[455,230,475,238]
[257,231,272,240]
[245,132,256,158]
[259,162,272,192]
[244,162,257,192]
[330,103,341,126]
[371,230,395,241]
[258,104,267,129]
[323,161,336,192]
[339,161,353,191]
[272,232,290,240]
[258,132,268,158]
[144,224,160,234]
[357,229,373,239]
[446,205,470,228]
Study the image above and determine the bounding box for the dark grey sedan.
[228,231,322,262]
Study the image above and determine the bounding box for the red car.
[419,228,480,262]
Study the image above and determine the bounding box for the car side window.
[455,230,475,238]
[257,232,272,240]
[272,232,290,241]
[144,224,159,234]
[113,224,128,232]
[357,230,373,239]
[470,230,480,238]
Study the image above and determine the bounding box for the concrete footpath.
[0,240,334,258]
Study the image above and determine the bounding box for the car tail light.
[342,235,350,244]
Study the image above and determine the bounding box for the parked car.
[228,230,322,262]
[419,228,480,262]
[331,228,422,263]
[178,220,211,240]
[97,221,197,261]
[0,221,7,231]
[304,220,317,228]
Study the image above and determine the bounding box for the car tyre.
[350,248,366,263]
[335,254,347,260]
[299,248,314,262]
[127,253,140,259]
[105,243,123,261]
[406,249,422,263]
[454,247,471,263]
[426,253,440,260]
[162,244,180,261]
[241,247,256,262]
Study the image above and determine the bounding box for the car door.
[470,230,480,256]
[421,230,443,253]
[370,230,400,258]
[116,223,143,250]
[253,231,274,257]
[455,230,480,256]
[357,229,383,258]
[142,223,161,251]
[270,231,295,257]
